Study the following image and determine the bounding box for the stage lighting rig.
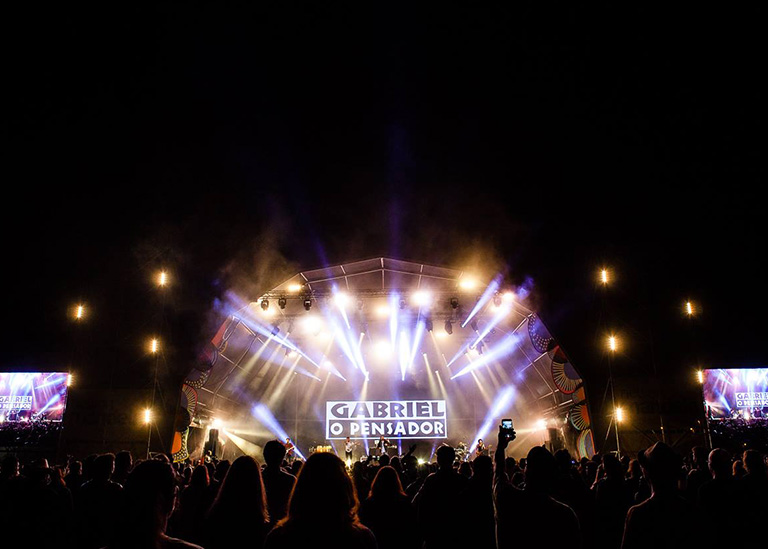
[278,297,287,309]
[450,297,459,309]
[303,297,312,311]
[444,320,453,335]
[260,299,269,311]
[425,318,434,332]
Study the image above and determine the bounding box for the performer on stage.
[376,435,392,456]
[344,436,355,461]
[475,438,489,457]
[284,437,295,462]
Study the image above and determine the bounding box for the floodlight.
[260,299,269,311]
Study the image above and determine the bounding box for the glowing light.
[412,290,432,307]
[303,316,322,333]
[502,291,515,302]
[66,373,73,387]
[600,269,610,285]
[212,418,222,428]
[696,370,704,384]
[150,339,159,354]
[75,304,85,320]
[143,408,152,424]
[459,277,477,290]
[375,340,393,359]
[376,304,391,317]
[615,407,625,423]
[334,292,349,307]
[417,458,425,465]
[158,271,168,287]
[288,283,302,292]
[685,301,694,316]
[535,419,547,430]
[608,335,618,352]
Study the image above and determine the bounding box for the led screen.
[702,368,768,420]
[0,372,69,423]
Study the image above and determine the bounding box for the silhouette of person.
[621,442,702,549]
[461,454,495,549]
[264,452,376,549]
[359,465,419,549]
[75,453,123,549]
[494,427,581,549]
[106,459,202,549]
[262,439,297,527]
[413,444,470,549]
[202,455,270,549]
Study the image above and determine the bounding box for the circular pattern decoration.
[568,403,591,431]
[184,368,210,390]
[577,429,595,459]
[172,428,189,462]
[528,315,555,353]
[552,358,582,395]
[181,384,199,417]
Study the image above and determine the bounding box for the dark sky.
[3,3,765,422]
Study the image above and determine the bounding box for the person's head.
[554,449,574,473]
[379,454,390,467]
[208,455,268,523]
[346,436,350,441]
[627,459,641,477]
[93,453,116,482]
[602,453,623,479]
[115,450,133,473]
[458,461,472,478]
[707,448,731,478]
[290,460,303,476]
[369,465,406,499]
[637,442,682,493]
[284,452,359,526]
[691,446,709,469]
[524,446,557,492]
[732,459,745,478]
[742,449,766,476]
[120,460,178,542]
[436,445,455,470]
[478,438,483,444]
[190,464,209,488]
[471,455,493,482]
[263,439,287,468]
[401,454,418,474]
[69,460,82,476]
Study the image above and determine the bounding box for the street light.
[600,268,610,285]
[157,270,169,287]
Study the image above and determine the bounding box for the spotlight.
[444,320,453,335]
[425,318,434,332]
[303,298,312,311]
[477,341,485,354]
[278,297,287,309]
[493,293,502,307]
[271,324,280,336]
[399,298,406,310]
[450,297,459,309]
[260,299,269,311]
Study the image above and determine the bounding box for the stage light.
[212,418,222,428]
[271,324,280,336]
[459,278,477,290]
[696,370,704,384]
[685,301,694,316]
[143,408,152,424]
[150,339,159,354]
[535,419,547,431]
[376,304,390,317]
[476,341,485,355]
[412,290,431,307]
[157,271,168,287]
[615,407,625,423]
[260,299,270,311]
[418,458,425,465]
[425,318,434,332]
[444,320,453,335]
[502,291,515,302]
[334,292,349,307]
[288,283,302,293]
[278,297,287,309]
[399,298,407,310]
[492,293,502,307]
[600,268,610,285]
[608,335,618,352]
[450,297,459,309]
[303,298,312,311]
[74,304,85,320]
[375,341,393,359]
[67,373,73,387]
[470,319,479,332]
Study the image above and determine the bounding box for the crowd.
[0,429,766,549]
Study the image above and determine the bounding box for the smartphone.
[500,418,514,439]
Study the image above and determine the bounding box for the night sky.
[3,4,765,447]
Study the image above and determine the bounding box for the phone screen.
[501,419,513,429]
